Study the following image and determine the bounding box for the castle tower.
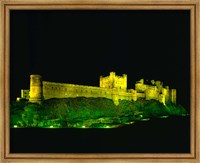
[122,74,127,90]
[29,75,43,103]
[145,87,159,100]
[170,89,176,104]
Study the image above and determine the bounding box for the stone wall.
[17,73,177,106]
[42,81,134,105]
[43,81,112,99]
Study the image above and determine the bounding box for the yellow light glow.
[22,72,177,106]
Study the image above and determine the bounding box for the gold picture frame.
[0,0,199,162]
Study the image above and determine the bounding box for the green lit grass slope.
[10,97,188,128]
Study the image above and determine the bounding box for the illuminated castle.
[17,72,176,105]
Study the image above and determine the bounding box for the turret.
[29,74,43,103]
[170,89,176,104]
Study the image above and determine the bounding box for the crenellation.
[17,72,177,106]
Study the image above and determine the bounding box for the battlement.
[17,72,176,106]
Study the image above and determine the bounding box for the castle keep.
[18,72,176,105]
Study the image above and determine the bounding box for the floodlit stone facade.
[17,72,176,105]
[100,72,127,91]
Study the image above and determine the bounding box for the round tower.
[29,74,43,103]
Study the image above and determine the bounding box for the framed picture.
[0,0,199,162]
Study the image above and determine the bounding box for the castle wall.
[135,79,172,103]
[145,86,159,100]
[135,83,147,92]
[136,93,146,98]
[18,73,176,106]
[42,81,135,105]
[43,81,124,99]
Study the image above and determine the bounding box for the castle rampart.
[18,72,176,106]
[43,81,113,100]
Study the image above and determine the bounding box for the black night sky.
[10,10,190,110]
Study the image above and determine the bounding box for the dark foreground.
[10,116,190,153]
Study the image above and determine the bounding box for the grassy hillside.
[10,97,188,128]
